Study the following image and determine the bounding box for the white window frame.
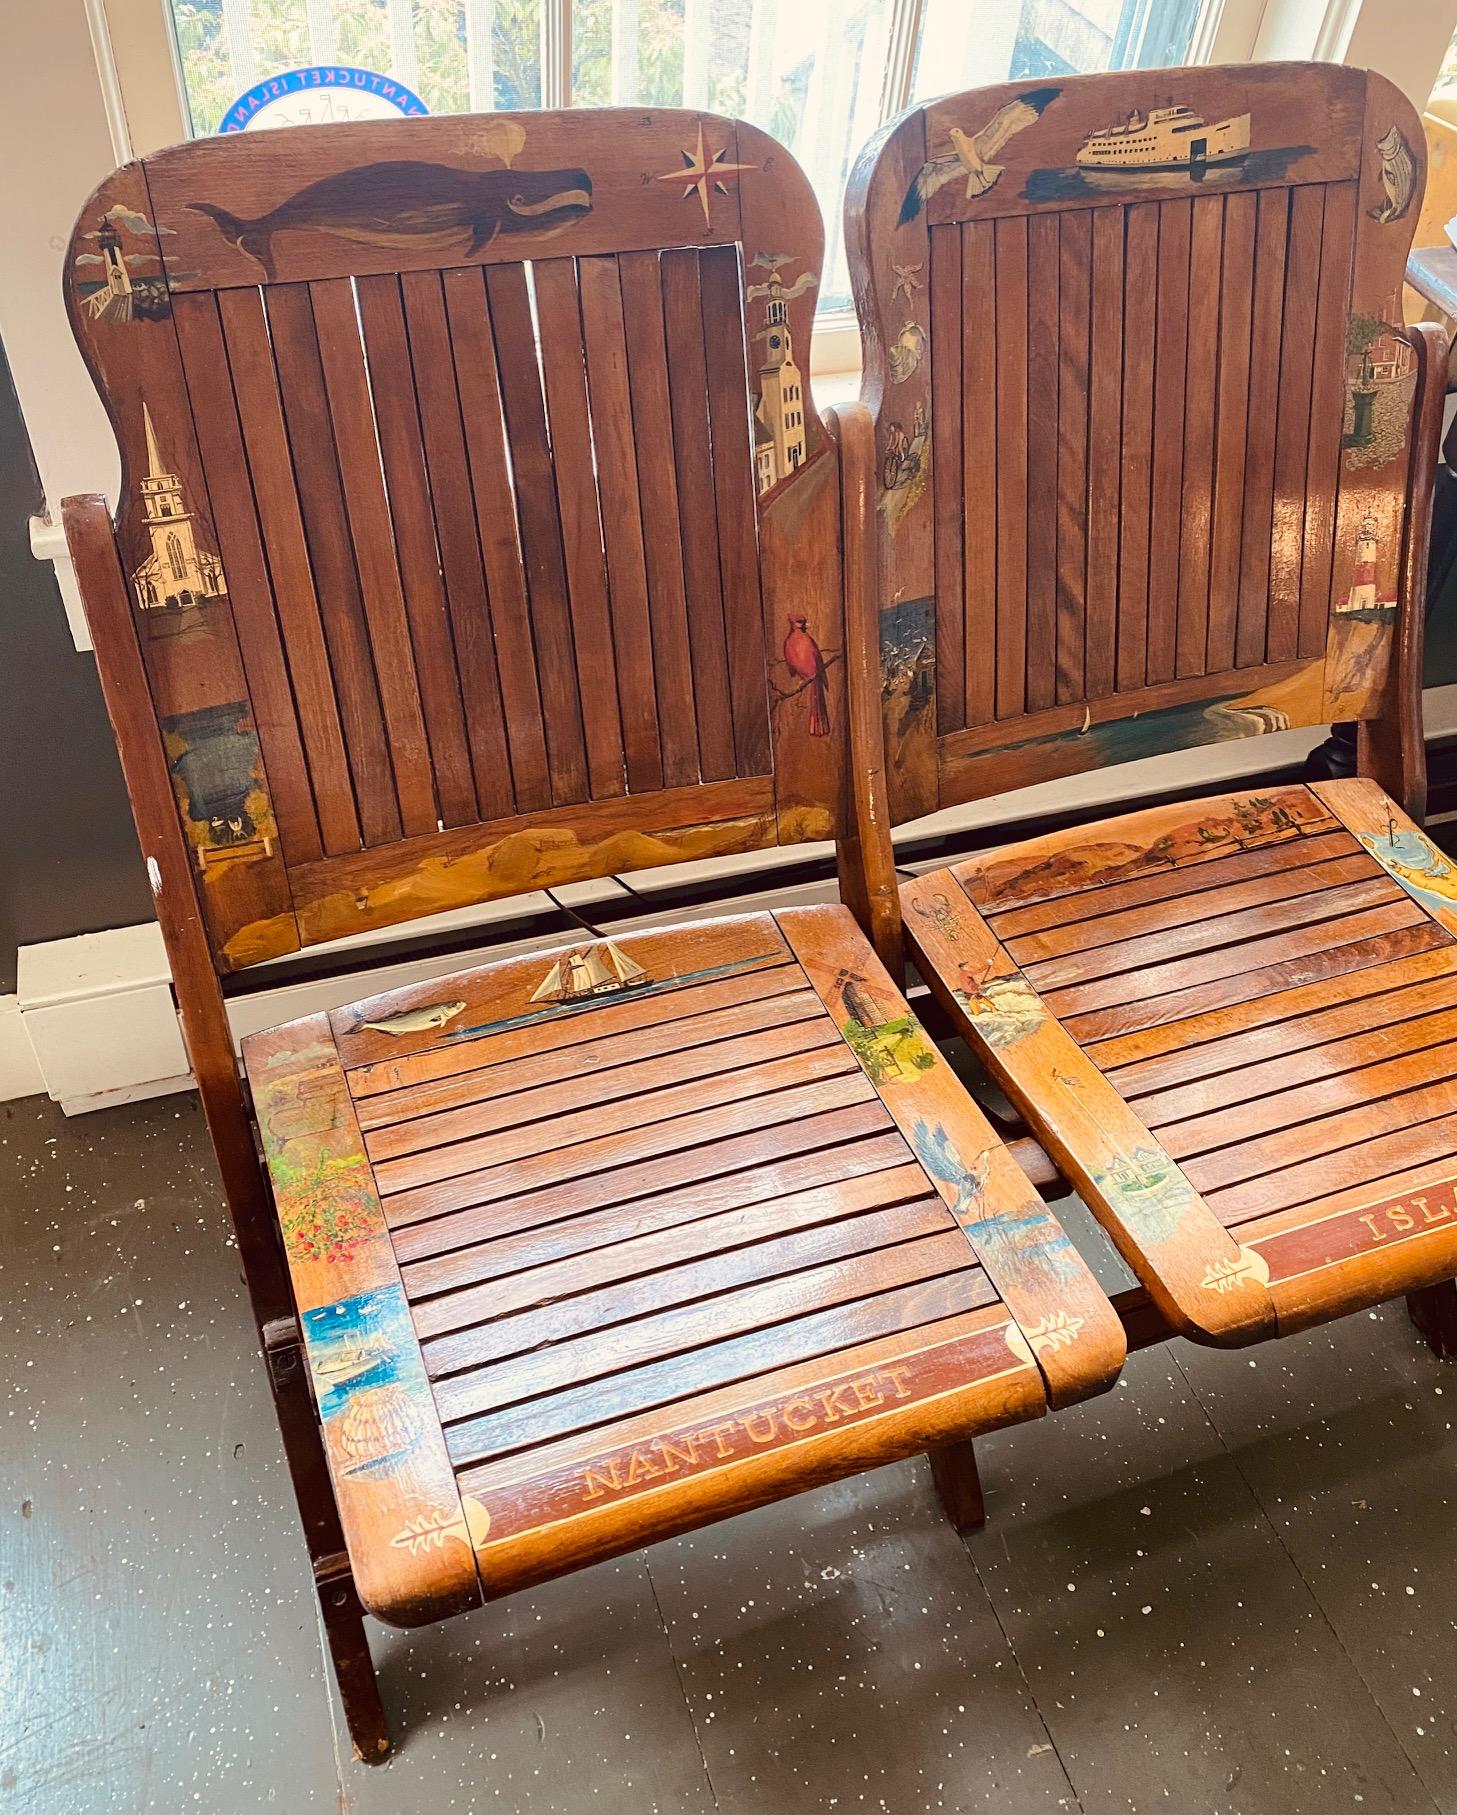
[5,0,1456,647]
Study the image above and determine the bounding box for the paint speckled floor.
[5,1089,1457,1815]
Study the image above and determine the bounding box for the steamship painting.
[1025,101,1310,202]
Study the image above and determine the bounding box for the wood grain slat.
[929,222,964,733]
[483,263,590,807]
[1234,187,1288,667]
[352,959,803,1102]
[1205,190,1255,674]
[961,218,999,726]
[395,269,516,821]
[1146,198,1190,686]
[355,273,479,828]
[1186,1071,1457,1198]
[358,984,826,1131]
[994,216,1029,719]
[1004,851,1379,966]
[441,264,551,813]
[307,278,437,838]
[1055,208,1091,705]
[1045,892,1419,1021]
[618,248,702,790]
[1084,206,1122,702]
[419,1198,957,1369]
[1298,180,1357,657]
[1265,182,1324,664]
[988,827,1362,941]
[698,244,772,777]
[1102,949,1457,1097]
[1136,1006,1457,1132]
[441,1263,994,1467]
[530,256,626,801]
[390,1099,895,1268]
[1025,213,1059,716]
[1174,194,1221,679]
[578,254,664,794]
[374,1044,858,1195]
[1206,1108,1457,1228]
[1060,906,1442,1045]
[1022,874,1402,995]
[171,292,323,862]
[263,282,401,845]
[1116,202,1157,692]
[660,248,737,782]
[399,1136,920,1303]
[384,1071,880,1229]
[366,1016,842,1163]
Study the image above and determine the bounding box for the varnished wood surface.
[906,783,1457,1338]
[848,64,1429,821]
[244,904,1125,1604]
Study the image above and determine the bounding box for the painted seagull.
[900,87,1060,223]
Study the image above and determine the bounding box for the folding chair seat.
[846,63,1453,1346]
[244,904,1123,1622]
[64,106,1123,1756]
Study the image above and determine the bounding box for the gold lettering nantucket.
[571,1365,925,1507]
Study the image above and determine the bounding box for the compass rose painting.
[657,126,756,225]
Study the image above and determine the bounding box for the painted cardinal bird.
[783,615,830,737]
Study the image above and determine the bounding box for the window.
[166,0,1209,309]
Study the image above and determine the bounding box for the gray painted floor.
[4,1089,1457,1815]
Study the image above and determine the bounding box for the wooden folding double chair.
[847,64,1457,1348]
[62,108,1128,1757]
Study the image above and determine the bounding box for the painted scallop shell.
[336,1383,425,1474]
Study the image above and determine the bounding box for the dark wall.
[0,338,154,992]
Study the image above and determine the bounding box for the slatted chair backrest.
[847,63,1440,823]
[66,110,849,973]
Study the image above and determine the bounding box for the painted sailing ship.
[530,940,650,1005]
[1075,104,1251,183]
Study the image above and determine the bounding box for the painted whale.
[188,161,593,280]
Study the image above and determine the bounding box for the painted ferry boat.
[1075,104,1251,181]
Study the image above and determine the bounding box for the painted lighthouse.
[131,405,227,618]
[86,215,134,321]
[1337,511,1396,620]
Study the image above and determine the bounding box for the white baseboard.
[0,996,44,1102]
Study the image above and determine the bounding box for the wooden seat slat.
[1206,1111,1457,1229]
[372,1043,861,1195]
[1004,851,1377,966]
[355,984,827,1129]
[434,1230,981,1423]
[1025,211,1059,715]
[1059,908,1442,1043]
[1183,1072,1457,1197]
[443,1269,998,1470]
[1110,958,1457,1096]
[986,828,1363,940]
[1044,892,1420,1019]
[1131,1006,1457,1129]
[1022,872,1402,993]
[382,1071,882,1229]
[402,1156,931,1321]
[388,1100,895,1266]
[365,1014,843,1162]
[416,1196,956,1363]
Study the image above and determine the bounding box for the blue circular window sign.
[220,67,428,133]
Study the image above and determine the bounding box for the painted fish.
[358,999,467,1037]
[188,161,593,281]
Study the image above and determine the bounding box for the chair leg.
[1407,1279,1457,1362]
[930,1438,986,1534]
[318,1561,392,1763]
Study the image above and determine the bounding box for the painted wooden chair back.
[847,63,1435,822]
[66,109,846,973]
